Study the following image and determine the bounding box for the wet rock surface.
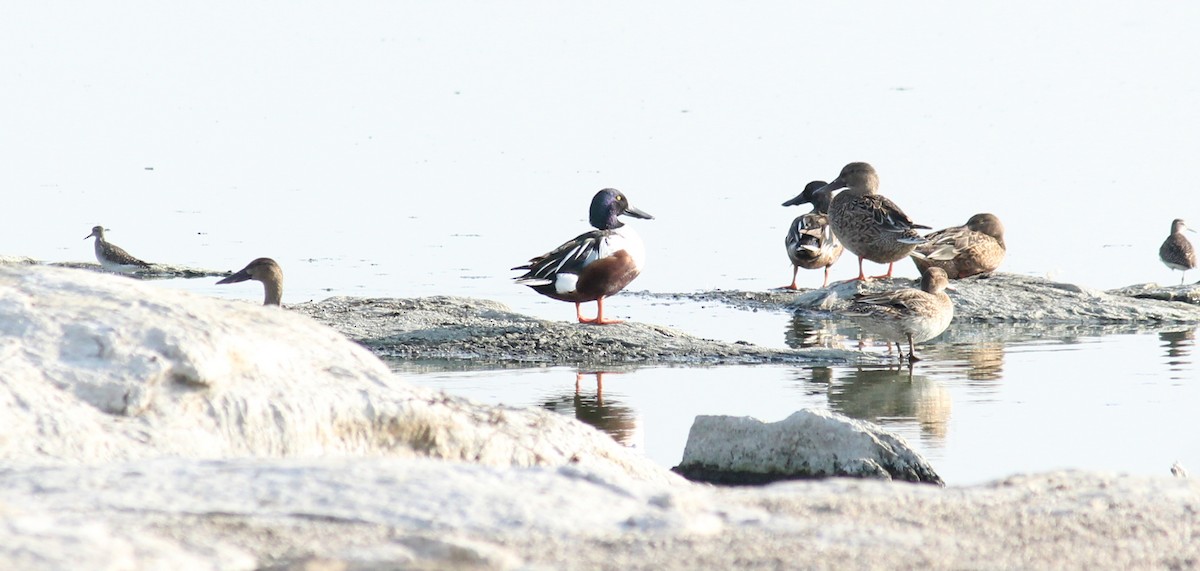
[634,272,1200,323]
[292,296,880,366]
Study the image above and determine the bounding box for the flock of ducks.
[82,160,1197,363]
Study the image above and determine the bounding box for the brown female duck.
[781,180,844,288]
[912,213,1006,279]
[816,162,930,281]
[846,267,954,363]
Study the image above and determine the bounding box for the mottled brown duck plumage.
[817,162,929,281]
[846,267,954,363]
[912,213,1006,279]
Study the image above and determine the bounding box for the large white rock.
[672,409,943,485]
[0,265,669,482]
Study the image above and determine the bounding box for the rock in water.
[672,409,942,485]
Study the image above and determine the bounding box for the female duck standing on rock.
[1159,219,1196,285]
[911,213,1006,279]
[513,188,654,324]
[815,162,930,281]
[846,267,954,363]
[217,257,284,306]
[781,180,844,289]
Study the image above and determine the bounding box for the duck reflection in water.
[784,314,852,350]
[1159,327,1196,378]
[825,366,952,441]
[540,371,643,449]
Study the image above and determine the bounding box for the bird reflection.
[785,313,851,350]
[827,366,952,440]
[540,371,643,449]
[1159,327,1196,378]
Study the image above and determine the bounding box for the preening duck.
[513,188,654,324]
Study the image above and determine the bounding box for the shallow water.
[390,309,1200,485]
[5,3,1199,484]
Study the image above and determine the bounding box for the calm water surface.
[4,3,1199,485]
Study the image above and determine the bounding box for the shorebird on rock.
[1159,219,1196,285]
[84,226,152,273]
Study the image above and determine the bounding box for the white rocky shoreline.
[2,264,1198,570]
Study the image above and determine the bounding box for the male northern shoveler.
[816,162,930,281]
[846,267,954,363]
[1159,218,1197,285]
[513,188,654,324]
[912,213,1006,279]
[781,180,843,289]
[217,257,284,306]
[84,225,152,273]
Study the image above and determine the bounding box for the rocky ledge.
[634,272,1200,323]
[292,296,879,366]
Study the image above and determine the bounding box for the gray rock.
[671,409,943,486]
[1107,282,1200,305]
[292,296,879,367]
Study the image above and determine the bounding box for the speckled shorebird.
[84,226,152,273]
[781,180,844,288]
[513,188,653,324]
[912,213,1007,279]
[217,257,284,306]
[1159,219,1197,285]
[846,267,954,363]
[816,162,930,281]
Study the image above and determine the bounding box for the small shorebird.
[1159,218,1197,285]
[912,213,1007,279]
[846,267,954,363]
[815,162,930,281]
[513,188,654,324]
[781,180,844,288]
[84,226,152,273]
[217,257,284,306]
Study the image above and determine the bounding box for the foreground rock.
[0,265,668,481]
[2,265,1199,569]
[672,410,943,486]
[1,459,1196,570]
[638,272,1200,323]
[293,296,878,366]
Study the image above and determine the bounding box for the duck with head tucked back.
[1159,218,1197,285]
[217,257,284,306]
[781,180,844,288]
[513,188,654,324]
[911,213,1006,279]
[815,162,930,281]
[846,266,954,363]
[84,225,152,273]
